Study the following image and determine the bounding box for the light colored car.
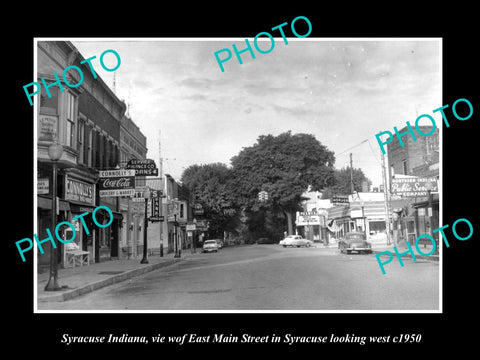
[279,235,312,248]
[202,240,219,253]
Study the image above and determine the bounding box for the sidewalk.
[370,241,440,262]
[36,252,186,303]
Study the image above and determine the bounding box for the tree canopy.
[180,163,237,237]
[229,131,336,211]
[228,131,336,234]
[321,167,372,198]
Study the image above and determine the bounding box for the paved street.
[39,244,439,311]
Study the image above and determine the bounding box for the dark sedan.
[338,232,372,254]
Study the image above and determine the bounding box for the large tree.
[321,167,372,198]
[229,131,335,235]
[180,163,237,237]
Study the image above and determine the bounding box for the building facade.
[119,115,148,259]
[37,41,127,269]
[387,125,440,246]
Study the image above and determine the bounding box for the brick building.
[387,125,440,246]
[36,41,128,268]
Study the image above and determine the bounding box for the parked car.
[279,235,312,248]
[338,232,372,254]
[257,237,276,244]
[202,240,219,253]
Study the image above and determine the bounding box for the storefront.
[97,197,123,262]
[326,205,352,243]
[63,172,96,265]
[295,210,327,242]
[411,193,439,244]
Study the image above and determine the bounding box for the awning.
[69,202,95,213]
[37,196,70,211]
[327,205,350,220]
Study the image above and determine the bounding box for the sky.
[72,38,441,187]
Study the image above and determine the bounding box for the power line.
[336,139,368,156]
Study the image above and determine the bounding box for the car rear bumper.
[345,247,371,251]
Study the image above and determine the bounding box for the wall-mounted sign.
[65,176,95,205]
[296,212,322,226]
[38,114,58,141]
[193,203,204,215]
[99,169,135,197]
[126,159,159,176]
[38,178,49,195]
[331,195,349,204]
[391,177,438,197]
[167,201,180,222]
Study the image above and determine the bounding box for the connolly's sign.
[99,169,135,197]
[65,176,95,205]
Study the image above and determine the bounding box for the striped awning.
[328,198,412,220]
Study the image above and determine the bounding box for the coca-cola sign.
[99,169,136,197]
[101,177,133,188]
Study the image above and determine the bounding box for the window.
[40,86,59,115]
[85,126,92,167]
[77,120,85,164]
[65,93,76,147]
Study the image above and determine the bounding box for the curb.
[371,249,439,262]
[37,257,183,303]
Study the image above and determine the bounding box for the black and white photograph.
[33,38,441,312]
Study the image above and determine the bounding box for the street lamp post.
[360,199,366,235]
[45,142,64,291]
[141,189,151,264]
[174,213,180,258]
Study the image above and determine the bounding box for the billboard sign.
[126,159,159,176]
[99,169,135,197]
[391,177,438,197]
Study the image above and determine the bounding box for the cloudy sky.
[72,38,441,186]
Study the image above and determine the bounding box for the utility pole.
[350,152,354,194]
[159,129,164,257]
[381,151,392,246]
